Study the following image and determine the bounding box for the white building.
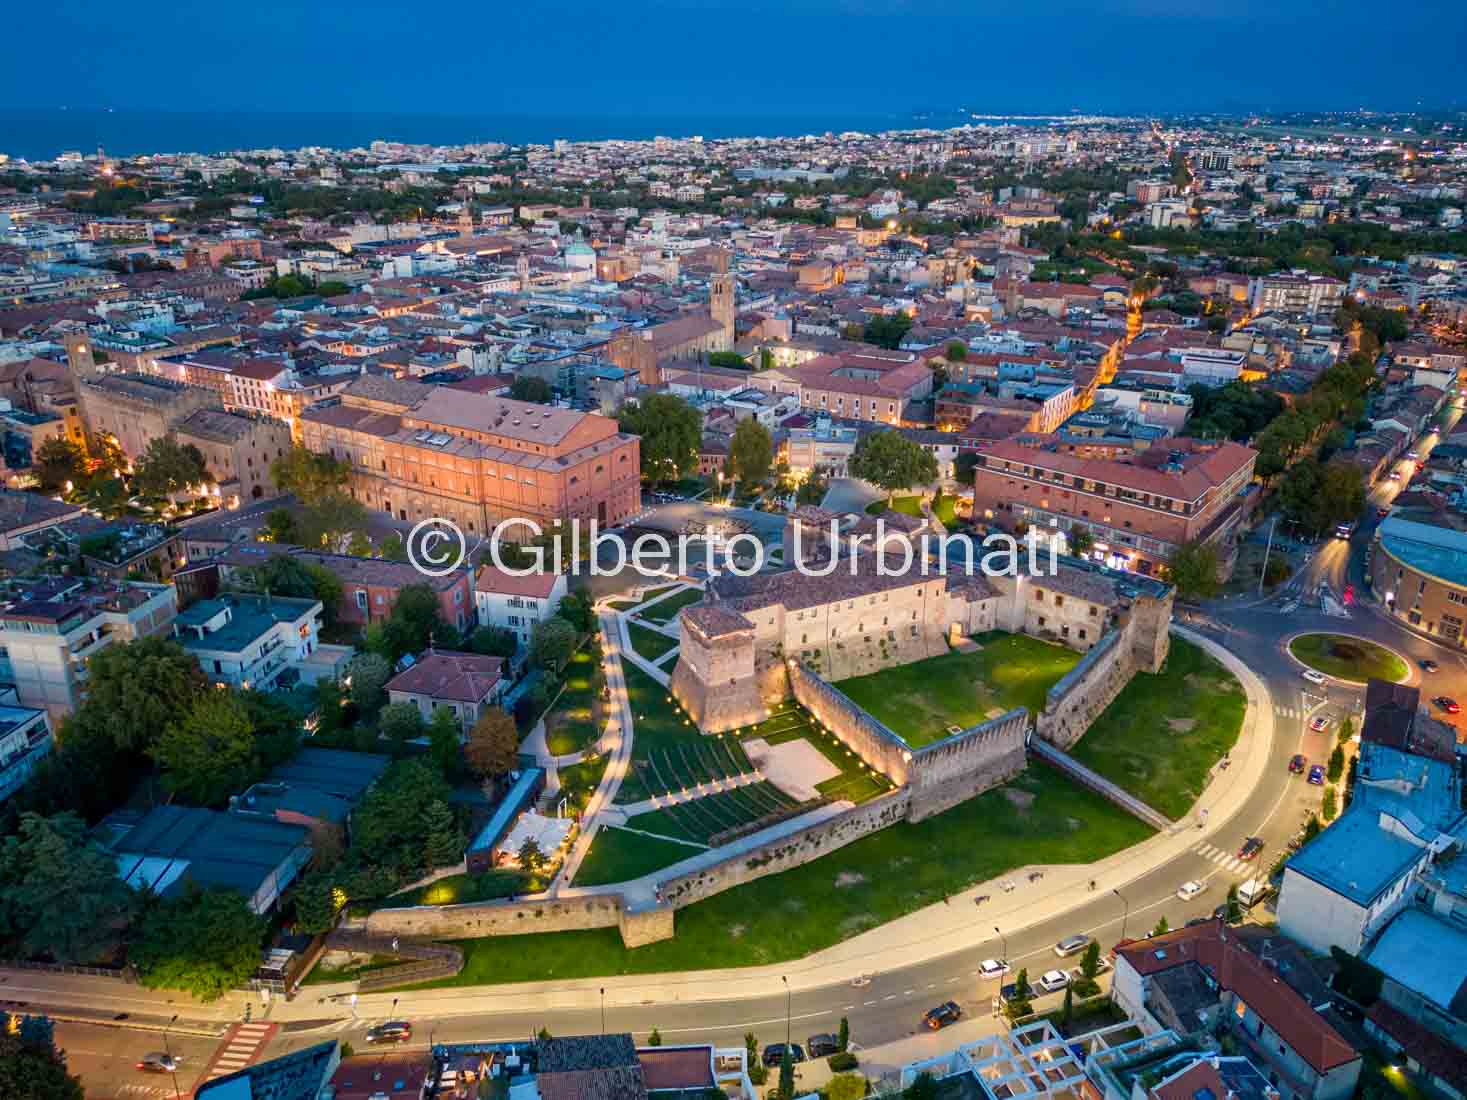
[1180,348,1247,387]
[173,592,323,692]
[475,565,567,645]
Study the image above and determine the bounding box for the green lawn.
[544,647,603,756]
[1289,633,1408,684]
[406,764,1152,987]
[627,622,679,663]
[613,664,754,804]
[865,495,923,517]
[835,634,1081,748]
[638,587,705,624]
[384,870,532,908]
[625,780,802,844]
[571,827,705,887]
[737,701,894,804]
[558,753,611,814]
[1068,638,1245,820]
[932,493,960,528]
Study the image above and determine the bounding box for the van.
[1237,878,1272,910]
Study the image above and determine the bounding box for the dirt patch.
[1003,788,1036,810]
[835,872,867,888]
[1066,817,1083,831]
[1167,718,1197,733]
[728,923,747,939]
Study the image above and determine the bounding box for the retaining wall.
[1034,627,1134,750]
[788,661,912,784]
[363,893,627,939]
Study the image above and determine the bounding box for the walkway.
[601,771,765,819]
[616,610,672,686]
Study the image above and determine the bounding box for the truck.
[1237,877,1273,910]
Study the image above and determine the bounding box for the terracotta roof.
[638,1047,714,1091]
[1116,921,1358,1074]
[385,648,502,704]
[475,564,563,600]
[682,602,755,639]
[1367,1001,1467,1093]
[0,489,85,534]
[1153,1059,1228,1100]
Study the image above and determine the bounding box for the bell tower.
[709,248,735,348]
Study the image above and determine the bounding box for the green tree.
[0,1021,85,1100]
[1061,984,1074,1027]
[79,637,207,754]
[848,430,938,500]
[1069,527,1095,556]
[232,553,342,626]
[291,869,342,935]
[270,446,368,551]
[378,701,426,754]
[466,707,520,779]
[428,707,462,778]
[1080,940,1101,980]
[1165,540,1221,601]
[132,434,210,497]
[837,1015,850,1052]
[130,887,266,1001]
[509,376,553,403]
[261,508,299,544]
[618,394,702,482]
[1327,745,1345,783]
[0,812,137,963]
[351,759,454,875]
[33,437,87,494]
[954,451,981,488]
[518,837,545,874]
[344,652,392,711]
[828,1075,866,1100]
[87,432,128,478]
[1303,814,1323,843]
[1152,917,1170,936]
[863,312,913,349]
[646,1027,662,1046]
[382,583,451,661]
[778,1045,795,1098]
[151,690,259,806]
[1338,717,1355,745]
[422,799,464,867]
[1322,786,1339,821]
[905,1071,940,1100]
[469,625,519,658]
[1013,968,1032,1000]
[531,617,578,671]
[945,340,968,362]
[707,351,749,370]
[1225,883,1243,924]
[380,533,407,561]
[555,590,595,634]
[727,417,774,485]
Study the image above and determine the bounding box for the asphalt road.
[54,1020,219,1100]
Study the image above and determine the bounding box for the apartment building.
[173,592,323,693]
[1248,274,1346,317]
[301,376,641,538]
[969,437,1258,577]
[0,687,52,805]
[475,565,567,645]
[0,577,178,721]
[748,348,933,425]
[1370,517,1467,646]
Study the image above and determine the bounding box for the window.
[355,590,368,611]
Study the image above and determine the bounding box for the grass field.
[544,646,602,756]
[625,780,805,844]
[738,701,894,804]
[571,827,705,887]
[558,753,611,814]
[627,622,679,663]
[1069,638,1246,820]
[385,870,532,908]
[639,588,706,624]
[1289,633,1408,684]
[406,763,1152,987]
[865,494,923,516]
[932,492,961,528]
[835,634,1081,748]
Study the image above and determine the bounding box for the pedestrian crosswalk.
[1195,842,1248,874]
[201,1021,278,1082]
[1274,706,1301,719]
[320,1015,389,1034]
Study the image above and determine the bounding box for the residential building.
[1370,516,1467,645]
[783,417,860,478]
[173,592,323,692]
[475,564,567,644]
[1112,921,1362,1100]
[0,489,84,551]
[301,376,641,538]
[195,1041,341,1100]
[1248,274,1346,317]
[385,648,505,725]
[0,577,177,721]
[0,687,52,804]
[110,804,313,914]
[534,1034,647,1100]
[329,1054,432,1100]
[747,347,934,425]
[969,437,1258,577]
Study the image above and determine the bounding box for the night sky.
[9,0,1467,118]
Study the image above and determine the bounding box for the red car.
[1289,754,1307,774]
[1238,837,1265,861]
[1434,696,1461,715]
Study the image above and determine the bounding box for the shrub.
[828,1073,867,1100]
[1322,786,1338,822]
[828,1051,859,1072]
[1327,746,1345,783]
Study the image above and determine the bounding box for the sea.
[0,107,982,162]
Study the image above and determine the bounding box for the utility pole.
[993,925,1008,963]
[1113,888,1130,943]
[781,975,791,1048]
[1258,514,1279,596]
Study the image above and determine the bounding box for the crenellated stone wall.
[787,660,912,785]
[1034,628,1131,749]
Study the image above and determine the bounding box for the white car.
[1301,669,1327,685]
[1037,969,1070,994]
[1177,880,1204,901]
[978,958,1010,980]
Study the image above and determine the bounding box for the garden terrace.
[637,587,706,624]
[627,621,679,663]
[835,633,1082,749]
[625,780,810,846]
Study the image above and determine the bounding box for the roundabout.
[1287,632,1411,684]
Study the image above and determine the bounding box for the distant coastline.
[0,107,983,162]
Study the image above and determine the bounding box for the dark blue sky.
[9,0,1467,119]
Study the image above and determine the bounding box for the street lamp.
[781,975,791,1048]
[1113,888,1130,943]
[164,1014,181,1100]
[993,925,1008,963]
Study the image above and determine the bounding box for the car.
[1434,696,1461,715]
[1054,934,1092,957]
[761,1043,806,1067]
[1037,969,1071,994]
[998,982,1022,1005]
[1308,764,1326,785]
[1237,837,1265,862]
[978,958,1011,980]
[1377,506,1391,518]
[923,1001,963,1030]
[365,1021,413,1044]
[1407,450,1420,460]
[1177,880,1204,901]
[1388,471,1401,481]
[1289,754,1307,774]
[1301,669,1328,685]
[1309,715,1330,733]
[806,1034,840,1058]
[1421,659,1440,673]
[136,1053,180,1073]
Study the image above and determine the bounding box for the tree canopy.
[132,434,211,497]
[0,1016,84,1100]
[32,438,87,494]
[151,691,260,806]
[129,887,267,1001]
[618,394,702,482]
[1165,540,1222,601]
[509,376,553,403]
[727,418,774,485]
[466,706,519,779]
[848,431,938,498]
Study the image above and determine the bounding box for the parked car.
[1434,696,1461,715]
[923,1001,963,1030]
[1177,880,1204,901]
[365,1021,412,1044]
[1309,715,1330,733]
[1054,934,1092,957]
[806,1034,840,1058]
[1237,837,1265,862]
[1289,754,1307,774]
[1308,764,1326,785]
[1037,970,1070,994]
[978,958,1010,980]
[1301,669,1328,685]
[761,1043,806,1067]
[136,1053,179,1074]
[1420,659,1440,673]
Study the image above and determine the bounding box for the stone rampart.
[364,893,624,939]
[1034,627,1133,750]
[787,660,911,784]
[906,708,1029,822]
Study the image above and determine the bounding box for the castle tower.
[609,330,658,386]
[62,331,98,379]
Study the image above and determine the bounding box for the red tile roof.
[475,564,563,600]
[385,648,503,704]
